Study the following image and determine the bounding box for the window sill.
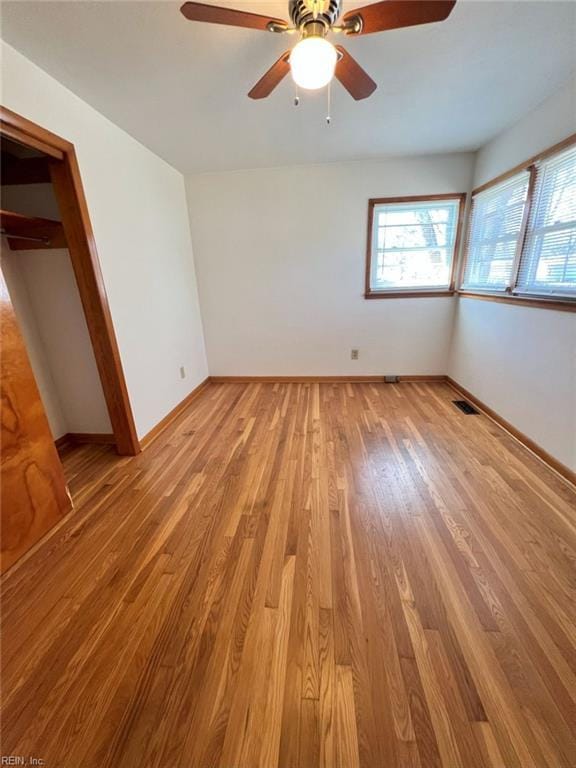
[365,289,455,299]
[457,291,576,312]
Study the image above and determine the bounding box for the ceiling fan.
[180,0,456,100]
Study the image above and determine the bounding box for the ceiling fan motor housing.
[289,0,341,31]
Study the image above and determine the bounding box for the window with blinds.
[460,140,576,303]
[516,144,576,297]
[367,197,462,294]
[461,171,530,291]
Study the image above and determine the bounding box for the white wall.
[450,299,575,469]
[186,153,474,376]
[473,76,576,187]
[449,78,576,471]
[1,42,208,439]
[2,245,113,438]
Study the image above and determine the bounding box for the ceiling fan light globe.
[290,37,337,90]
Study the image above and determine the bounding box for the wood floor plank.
[1,381,575,767]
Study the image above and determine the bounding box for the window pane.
[461,171,530,291]
[516,145,576,297]
[376,249,451,288]
[370,199,461,292]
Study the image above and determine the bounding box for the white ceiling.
[1,1,575,173]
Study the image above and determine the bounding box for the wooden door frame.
[1,106,140,455]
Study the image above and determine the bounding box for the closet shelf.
[0,209,67,251]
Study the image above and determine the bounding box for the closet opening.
[1,107,139,458]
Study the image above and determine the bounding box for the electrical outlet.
[351,349,359,360]
[179,366,186,379]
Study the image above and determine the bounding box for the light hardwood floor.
[1,381,575,767]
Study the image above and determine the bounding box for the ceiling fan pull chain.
[294,82,300,106]
[326,80,331,125]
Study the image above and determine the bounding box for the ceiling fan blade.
[335,46,377,100]
[342,0,456,35]
[180,2,288,31]
[248,51,291,99]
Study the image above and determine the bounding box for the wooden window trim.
[458,132,576,311]
[364,193,467,299]
[458,292,576,313]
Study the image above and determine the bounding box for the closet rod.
[0,228,50,245]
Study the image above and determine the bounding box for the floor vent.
[384,375,399,383]
[453,399,479,415]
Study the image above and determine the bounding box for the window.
[517,144,576,297]
[461,172,530,292]
[365,195,465,297]
[460,138,576,306]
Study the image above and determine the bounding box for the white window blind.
[516,145,576,297]
[461,171,530,291]
[369,198,461,292]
